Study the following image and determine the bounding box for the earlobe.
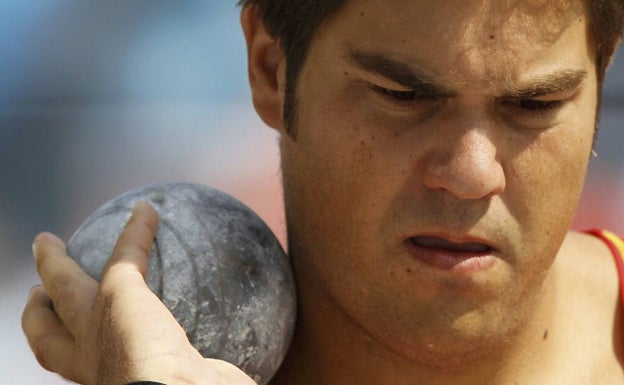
[241,6,286,132]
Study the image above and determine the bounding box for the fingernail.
[28,285,40,300]
[32,241,38,261]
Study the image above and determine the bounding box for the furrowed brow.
[344,48,456,97]
[504,69,587,100]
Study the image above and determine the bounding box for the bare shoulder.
[558,231,619,302]
[555,231,624,383]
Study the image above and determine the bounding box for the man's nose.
[421,125,506,200]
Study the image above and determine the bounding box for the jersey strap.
[586,229,624,304]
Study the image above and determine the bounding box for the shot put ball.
[66,182,296,385]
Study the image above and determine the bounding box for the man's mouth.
[410,236,492,253]
[407,235,496,273]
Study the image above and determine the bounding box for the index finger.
[32,232,98,333]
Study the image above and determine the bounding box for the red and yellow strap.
[587,229,624,302]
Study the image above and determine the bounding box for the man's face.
[278,0,597,364]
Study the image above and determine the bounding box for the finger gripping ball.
[66,182,296,385]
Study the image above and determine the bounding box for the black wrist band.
[126,382,167,385]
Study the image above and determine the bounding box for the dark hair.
[239,0,624,133]
[589,1,624,89]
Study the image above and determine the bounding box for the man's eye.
[514,99,563,112]
[373,86,418,101]
[501,98,566,129]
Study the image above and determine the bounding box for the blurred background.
[1,2,623,383]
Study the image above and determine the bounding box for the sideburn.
[283,68,299,140]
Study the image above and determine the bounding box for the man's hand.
[22,202,257,385]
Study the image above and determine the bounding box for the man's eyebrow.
[504,69,587,100]
[343,48,456,97]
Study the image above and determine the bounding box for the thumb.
[102,201,159,280]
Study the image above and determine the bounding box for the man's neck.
[269,267,563,385]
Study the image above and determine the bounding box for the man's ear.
[241,6,286,132]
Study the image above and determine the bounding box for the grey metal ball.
[66,182,296,385]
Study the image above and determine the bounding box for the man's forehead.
[473,0,588,44]
[330,0,588,34]
[320,0,591,64]
[322,0,592,80]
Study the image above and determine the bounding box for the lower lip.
[406,241,497,274]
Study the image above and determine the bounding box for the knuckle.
[34,248,48,274]
[21,305,35,334]
[49,274,72,304]
[49,278,80,324]
[33,346,51,372]
[103,257,142,283]
[113,230,155,264]
[98,271,140,306]
[120,242,149,259]
[126,211,156,235]
[129,209,157,234]
[97,277,117,300]
[33,336,84,385]
[100,276,141,303]
[32,335,55,372]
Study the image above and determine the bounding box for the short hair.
[239,0,624,132]
[589,1,624,86]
